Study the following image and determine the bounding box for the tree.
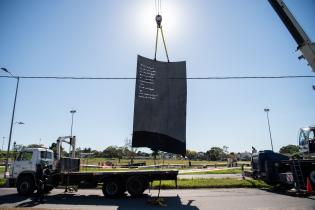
[229,152,236,160]
[27,144,44,148]
[124,138,137,164]
[92,150,103,158]
[82,147,91,153]
[116,147,124,161]
[49,142,66,158]
[206,147,225,161]
[186,150,197,160]
[103,146,119,158]
[279,144,299,155]
[137,151,149,157]
[49,143,57,153]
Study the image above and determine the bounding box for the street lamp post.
[2,137,5,151]
[68,110,76,160]
[70,110,76,137]
[264,108,274,151]
[1,67,19,178]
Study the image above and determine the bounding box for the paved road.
[0,188,314,210]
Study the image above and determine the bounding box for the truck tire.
[102,178,125,198]
[17,176,35,196]
[126,175,148,197]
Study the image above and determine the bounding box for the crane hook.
[155,14,162,28]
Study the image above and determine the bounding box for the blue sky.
[0,0,314,154]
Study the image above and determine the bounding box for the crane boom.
[268,0,315,72]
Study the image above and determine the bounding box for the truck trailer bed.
[55,169,178,188]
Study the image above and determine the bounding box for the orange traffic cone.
[306,177,313,193]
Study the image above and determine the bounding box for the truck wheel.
[126,175,148,197]
[17,176,35,196]
[102,178,124,198]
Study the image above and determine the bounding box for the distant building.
[197,152,206,159]
[79,152,94,158]
[163,153,175,159]
[236,151,252,161]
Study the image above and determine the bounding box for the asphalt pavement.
[0,188,314,210]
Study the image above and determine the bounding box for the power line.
[186,75,315,80]
[0,75,315,80]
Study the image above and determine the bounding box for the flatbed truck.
[249,127,315,193]
[7,137,178,198]
[250,150,315,192]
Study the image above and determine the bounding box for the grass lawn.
[151,178,270,189]
[0,166,4,173]
[80,158,247,167]
[80,167,247,174]
[80,167,131,172]
[0,178,5,186]
[180,168,243,175]
[80,167,176,172]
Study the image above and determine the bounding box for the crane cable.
[155,0,162,15]
[154,0,170,62]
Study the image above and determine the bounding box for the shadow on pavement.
[260,188,315,200]
[0,193,199,210]
[241,179,315,200]
[0,193,31,205]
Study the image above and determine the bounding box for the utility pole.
[1,67,19,178]
[2,137,5,151]
[264,108,274,151]
[70,110,77,137]
[69,110,77,158]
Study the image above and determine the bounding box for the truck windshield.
[40,151,52,159]
[299,130,306,146]
[17,151,33,161]
[309,130,314,140]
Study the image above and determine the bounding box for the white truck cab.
[9,147,54,195]
[298,127,315,156]
[10,147,54,179]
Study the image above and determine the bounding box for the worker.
[36,162,49,202]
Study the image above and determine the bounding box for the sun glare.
[127,0,185,45]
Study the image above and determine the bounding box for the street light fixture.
[1,67,20,178]
[264,108,274,151]
[70,110,77,137]
[0,67,13,77]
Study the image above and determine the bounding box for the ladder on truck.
[292,159,305,192]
